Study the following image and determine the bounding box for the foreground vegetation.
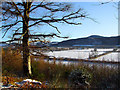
[2,48,119,88]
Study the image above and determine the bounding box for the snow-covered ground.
[93,52,120,62]
[44,50,90,59]
[44,48,115,60]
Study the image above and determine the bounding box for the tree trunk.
[22,2,32,77]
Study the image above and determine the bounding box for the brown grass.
[2,48,119,88]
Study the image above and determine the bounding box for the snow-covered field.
[44,49,90,59]
[93,52,120,62]
[44,48,118,62]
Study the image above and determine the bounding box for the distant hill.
[50,35,120,47]
[88,35,104,38]
[1,35,120,48]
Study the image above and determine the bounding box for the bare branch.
[12,27,22,32]
[30,2,71,13]
[63,20,82,25]
[2,2,87,43]
[2,21,22,28]
[28,20,42,27]
[63,9,82,18]
[29,13,86,27]
[98,0,114,5]
[30,0,45,12]
[46,23,61,34]
[29,33,68,38]
[13,33,23,36]
[5,38,22,42]
[2,21,22,38]
[2,27,12,38]
[12,27,23,40]
[2,7,21,16]
[29,8,87,26]
[16,2,24,6]
[12,2,24,18]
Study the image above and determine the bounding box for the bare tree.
[2,1,88,77]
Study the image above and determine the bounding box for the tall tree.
[2,1,88,77]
